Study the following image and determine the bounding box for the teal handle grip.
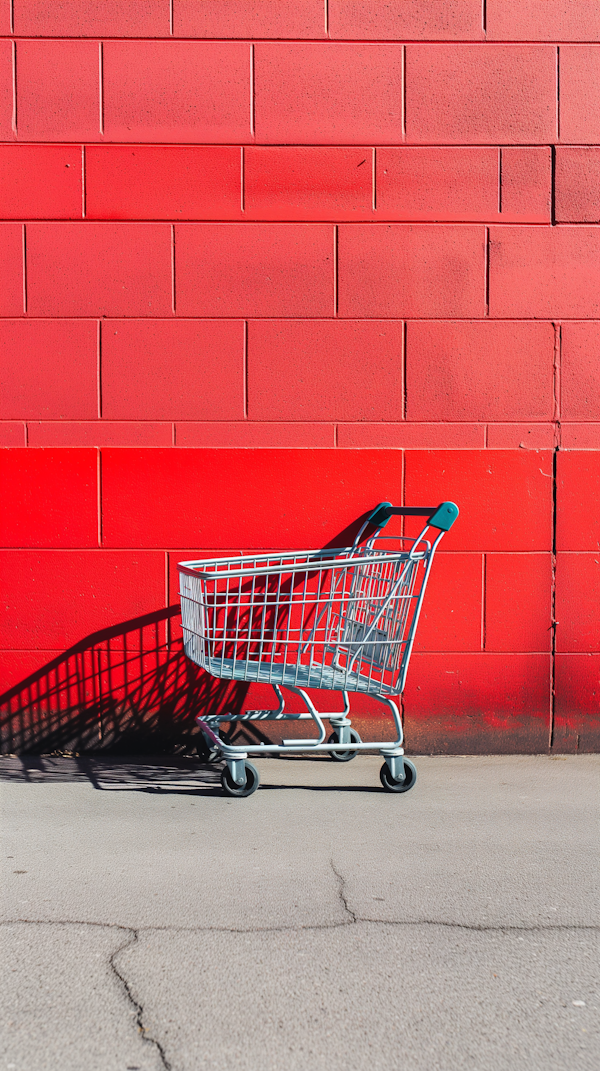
[368,501,459,531]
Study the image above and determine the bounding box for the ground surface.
[1,753,598,1071]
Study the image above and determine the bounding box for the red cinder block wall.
[1,1,599,754]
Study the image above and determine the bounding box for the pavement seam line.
[4,919,598,936]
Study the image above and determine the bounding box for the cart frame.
[178,501,458,795]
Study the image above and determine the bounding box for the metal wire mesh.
[178,540,432,697]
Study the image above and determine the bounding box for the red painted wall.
[1,1,599,754]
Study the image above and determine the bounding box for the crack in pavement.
[109,928,172,1071]
[2,920,172,1071]
[330,859,357,924]
[3,918,599,935]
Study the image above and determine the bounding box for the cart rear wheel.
[328,728,362,762]
[221,762,260,798]
[379,759,417,793]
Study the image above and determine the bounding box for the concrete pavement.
[1,754,599,1070]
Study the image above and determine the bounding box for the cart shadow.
[0,606,258,756]
[0,754,384,794]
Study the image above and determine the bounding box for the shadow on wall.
[0,607,256,755]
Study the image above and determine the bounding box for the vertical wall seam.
[171,224,176,314]
[333,225,338,316]
[334,423,338,447]
[243,320,249,418]
[169,0,174,35]
[250,44,255,137]
[11,40,16,136]
[98,42,104,136]
[498,148,502,214]
[324,0,329,37]
[97,320,102,418]
[550,144,557,225]
[556,46,560,142]
[82,145,86,218]
[402,321,407,420]
[553,322,562,434]
[484,227,490,315]
[21,224,26,313]
[549,321,561,750]
[23,421,28,447]
[482,0,487,34]
[97,449,102,548]
[372,147,377,212]
[9,0,14,34]
[164,552,170,649]
[240,146,245,212]
[481,554,487,651]
[552,447,561,749]
[402,46,406,141]
[172,422,176,446]
[400,448,406,560]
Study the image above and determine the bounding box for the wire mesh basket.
[178,501,458,796]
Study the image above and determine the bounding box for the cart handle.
[368,501,459,532]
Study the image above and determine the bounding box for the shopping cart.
[178,500,458,796]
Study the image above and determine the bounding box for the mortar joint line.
[550,143,557,226]
[484,227,490,315]
[549,322,561,751]
[243,320,249,419]
[402,320,407,420]
[171,224,176,315]
[556,46,560,142]
[98,41,104,136]
[22,224,27,314]
[324,0,329,37]
[164,551,170,647]
[549,447,558,751]
[97,448,102,548]
[169,0,174,36]
[82,145,86,218]
[11,39,16,135]
[250,44,255,137]
[240,145,245,213]
[481,553,487,651]
[552,322,562,430]
[97,320,102,419]
[333,224,339,316]
[10,0,14,35]
[372,147,377,212]
[402,45,406,140]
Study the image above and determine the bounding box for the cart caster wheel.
[379,759,417,794]
[328,728,362,762]
[221,762,260,798]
